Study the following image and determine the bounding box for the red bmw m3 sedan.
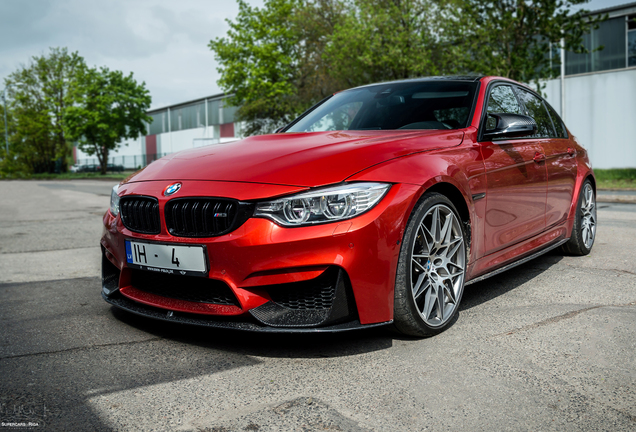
[101,76,596,336]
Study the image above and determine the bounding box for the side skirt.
[465,238,569,286]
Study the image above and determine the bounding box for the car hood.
[127,130,464,187]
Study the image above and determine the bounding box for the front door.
[480,84,548,256]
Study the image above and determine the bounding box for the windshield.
[286,81,478,133]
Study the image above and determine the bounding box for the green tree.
[64,66,151,175]
[210,0,346,136]
[212,0,604,134]
[445,0,605,86]
[325,0,448,87]
[5,47,85,173]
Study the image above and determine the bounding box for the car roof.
[347,75,484,91]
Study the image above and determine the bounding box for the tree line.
[210,0,604,135]
[1,47,151,175]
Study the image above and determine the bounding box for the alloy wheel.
[581,183,596,249]
[410,204,465,327]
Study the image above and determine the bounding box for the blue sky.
[0,0,629,109]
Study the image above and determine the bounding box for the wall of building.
[543,67,636,169]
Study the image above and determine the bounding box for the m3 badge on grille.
[163,182,182,196]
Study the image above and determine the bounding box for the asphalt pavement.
[0,180,634,431]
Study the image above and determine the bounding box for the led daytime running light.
[254,182,390,227]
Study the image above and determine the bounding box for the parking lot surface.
[1,180,634,431]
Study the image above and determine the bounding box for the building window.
[147,111,166,135]
[566,17,627,75]
[629,15,636,67]
[208,99,220,125]
[170,102,205,132]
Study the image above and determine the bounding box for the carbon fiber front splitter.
[103,292,392,333]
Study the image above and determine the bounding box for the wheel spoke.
[440,213,453,246]
[447,261,464,270]
[412,259,427,272]
[432,207,441,243]
[423,288,435,320]
[445,237,463,259]
[419,224,433,252]
[436,284,446,320]
[444,283,457,304]
[413,276,430,301]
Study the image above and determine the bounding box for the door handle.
[533,152,546,163]
[567,147,576,156]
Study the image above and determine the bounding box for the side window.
[544,102,568,139]
[516,89,556,138]
[486,85,523,130]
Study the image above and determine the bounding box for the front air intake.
[119,196,161,235]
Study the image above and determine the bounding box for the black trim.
[472,193,486,201]
[130,269,239,306]
[250,267,358,328]
[465,238,569,285]
[478,80,570,142]
[103,292,392,333]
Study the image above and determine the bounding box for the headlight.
[110,185,121,216]
[254,182,390,227]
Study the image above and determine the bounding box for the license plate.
[125,240,208,277]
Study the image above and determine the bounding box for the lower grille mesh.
[266,268,338,310]
[131,270,239,306]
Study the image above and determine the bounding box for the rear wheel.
[562,180,596,256]
[394,193,467,337]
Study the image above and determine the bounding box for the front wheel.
[394,193,467,337]
[562,179,596,256]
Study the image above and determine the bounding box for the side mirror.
[483,113,537,140]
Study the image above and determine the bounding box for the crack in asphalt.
[496,301,636,337]
[0,337,162,361]
[0,216,100,227]
[560,262,636,277]
[0,246,98,255]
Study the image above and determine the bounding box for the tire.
[394,192,467,337]
[562,179,596,256]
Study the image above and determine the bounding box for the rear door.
[479,84,548,256]
[516,90,577,228]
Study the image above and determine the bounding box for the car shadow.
[112,250,565,358]
[460,250,563,311]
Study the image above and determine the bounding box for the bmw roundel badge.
[163,182,182,196]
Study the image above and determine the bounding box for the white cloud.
[0,0,264,109]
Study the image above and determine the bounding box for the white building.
[543,1,636,169]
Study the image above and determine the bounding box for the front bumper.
[101,180,420,330]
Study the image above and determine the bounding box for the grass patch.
[2,172,130,181]
[594,168,636,190]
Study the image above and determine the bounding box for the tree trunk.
[100,146,108,175]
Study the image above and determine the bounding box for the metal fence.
[74,153,171,171]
